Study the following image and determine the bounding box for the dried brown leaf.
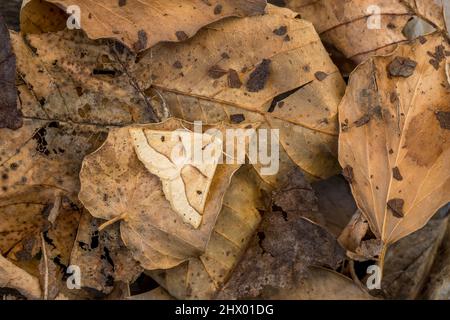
[282,0,448,68]
[338,33,450,245]
[21,0,267,52]
[217,210,346,299]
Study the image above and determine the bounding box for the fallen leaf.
[0,253,41,300]
[338,33,450,247]
[0,16,21,129]
[312,175,358,237]
[280,0,449,70]
[11,30,160,124]
[217,171,345,299]
[383,211,448,299]
[70,211,142,296]
[21,0,267,52]
[216,210,346,299]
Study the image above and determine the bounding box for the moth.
[129,128,223,228]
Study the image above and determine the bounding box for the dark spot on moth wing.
[133,30,147,52]
[387,198,405,218]
[392,167,403,181]
[230,114,245,124]
[227,69,242,88]
[246,59,271,92]
[118,0,127,6]
[342,165,354,183]
[273,25,287,36]
[314,71,328,81]
[208,65,227,79]
[175,31,189,41]
[388,57,417,77]
[436,111,450,130]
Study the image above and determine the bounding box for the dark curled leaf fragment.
[0,15,22,130]
[388,57,417,78]
[387,198,405,218]
[436,111,450,130]
[246,59,271,92]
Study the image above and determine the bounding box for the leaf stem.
[378,243,389,281]
[98,212,128,231]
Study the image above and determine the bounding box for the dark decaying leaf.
[217,171,345,299]
[0,15,21,129]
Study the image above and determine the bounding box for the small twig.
[40,233,49,300]
[98,212,128,231]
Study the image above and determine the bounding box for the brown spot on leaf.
[228,69,242,88]
[354,106,382,127]
[208,65,227,79]
[387,198,405,218]
[427,45,446,70]
[214,4,223,15]
[354,114,371,127]
[405,113,444,166]
[230,114,245,124]
[246,59,271,92]
[418,36,427,44]
[436,111,450,130]
[133,30,147,51]
[342,166,354,183]
[388,57,417,77]
[173,61,183,69]
[392,167,403,181]
[175,31,189,41]
[314,71,328,81]
[273,26,287,36]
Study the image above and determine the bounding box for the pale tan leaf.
[338,33,450,245]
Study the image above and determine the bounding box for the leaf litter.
[0,0,449,300]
